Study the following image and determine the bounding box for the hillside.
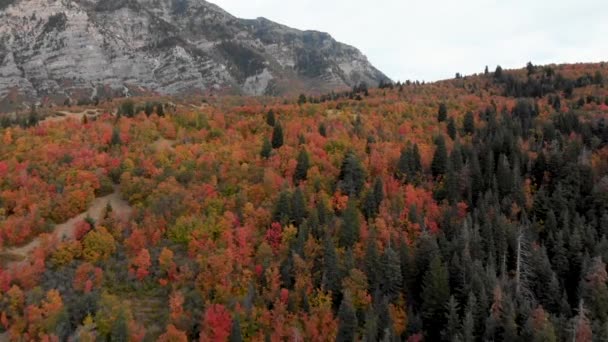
[0,0,389,112]
[0,62,607,340]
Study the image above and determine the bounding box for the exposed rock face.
[0,0,389,108]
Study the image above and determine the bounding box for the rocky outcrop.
[0,0,389,109]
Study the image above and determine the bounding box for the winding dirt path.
[1,188,132,269]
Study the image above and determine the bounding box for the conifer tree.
[271,122,284,149]
[431,135,448,178]
[293,149,310,184]
[421,255,450,340]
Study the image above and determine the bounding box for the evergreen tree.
[273,190,292,225]
[380,246,402,300]
[271,122,284,149]
[421,255,450,340]
[336,295,357,342]
[463,111,475,135]
[266,109,276,127]
[229,317,243,342]
[338,150,366,197]
[292,187,307,227]
[340,198,360,248]
[319,122,327,137]
[110,310,129,341]
[110,126,122,146]
[260,137,272,159]
[293,149,310,184]
[431,135,448,178]
[447,117,457,140]
[443,296,461,342]
[322,236,340,296]
[438,103,448,122]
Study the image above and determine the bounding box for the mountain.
[0,0,389,110]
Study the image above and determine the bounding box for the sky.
[210,0,607,82]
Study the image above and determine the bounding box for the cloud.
[210,0,607,81]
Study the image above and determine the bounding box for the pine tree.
[336,295,357,342]
[110,126,122,146]
[438,103,448,122]
[266,109,276,127]
[293,149,310,184]
[273,190,292,225]
[229,317,243,342]
[322,236,340,295]
[110,310,129,342]
[447,117,457,140]
[463,111,475,135]
[380,246,402,300]
[292,187,307,227]
[338,150,366,197]
[260,137,272,159]
[340,198,360,248]
[431,135,448,178]
[421,255,450,341]
[443,296,461,341]
[271,122,284,149]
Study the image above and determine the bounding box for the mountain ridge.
[0,0,389,111]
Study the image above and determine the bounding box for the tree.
[338,150,366,197]
[495,65,503,79]
[260,137,272,159]
[294,149,310,184]
[447,118,457,140]
[272,122,284,149]
[130,248,151,281]
[380,246,402,300]
[110,310,129,342]
[200,304,232,341]
[339,198,360,248]
[431,135,448,178]
[266,109,276,127]
[463,111,475,135]
[421,255,450,341]
[336,295,357,342]
[298,94,307,105]
[82,227,116,263]
[110,127,122,146]
[158,324,188,342]
[438,103,448,122]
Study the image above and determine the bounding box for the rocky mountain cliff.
[0,0,389,109]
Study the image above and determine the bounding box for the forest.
[0,62,607,341]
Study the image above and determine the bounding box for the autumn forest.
[1,62,608,341]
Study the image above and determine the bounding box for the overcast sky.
[210,0,607,82]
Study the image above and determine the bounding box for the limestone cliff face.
[0,0,389,108]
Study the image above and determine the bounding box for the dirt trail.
[41,109,104,124]
[150,137,176,152]
[1,188,132,268]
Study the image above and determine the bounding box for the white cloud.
[209,0,608,82]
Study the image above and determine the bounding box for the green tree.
[380,246,402,300]
[340,198,360,248]
[229,316,243,342]
[292,187,307,227]
[338,150,366,197]
[260,137,272,159]
[438,103,448,122]
[421,255,450,341]
[266,109,276,126]
[293,149,310,184]
[431,135,448,178]
[463,111,475,135]
[271,122,284,149]
[110,309,129,342]
[110,127,122,146]
[447,117,457,140]
[336,295,357,342]
[273,190,292,225]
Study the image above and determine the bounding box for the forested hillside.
[0,62,607,341]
